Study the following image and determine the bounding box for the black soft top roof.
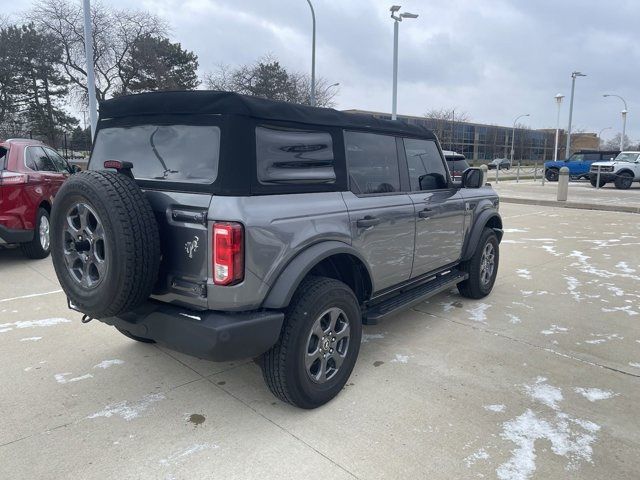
[99,90,436,139]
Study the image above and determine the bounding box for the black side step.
[363,270,468,325]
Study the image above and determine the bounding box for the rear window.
[447,159,470,172]
[90,124,220,183]
[0,147,7,170]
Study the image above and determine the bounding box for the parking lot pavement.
[493,179,640,211]
[1,202,639,480]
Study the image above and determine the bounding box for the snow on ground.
[87,393,166,421]
[574,388,618,402]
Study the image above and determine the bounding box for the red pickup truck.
[0,138,76,258]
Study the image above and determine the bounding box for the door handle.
[418,208,434,218]
[356,216,381,228]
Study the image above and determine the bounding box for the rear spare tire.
[50,171,160,318]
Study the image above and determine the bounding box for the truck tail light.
[213,222,244,285]
[0,171,28,186]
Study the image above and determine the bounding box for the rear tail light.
[0,171,28,185]
[213,222,244,285]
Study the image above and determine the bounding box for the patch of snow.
[584,333,623,345]
[628,362,640,369]
[522,377,563,410]
[467,303,491,323]
[19,336,42,342]
[391,354,409,364]
[540,245,561,256]
[507,314,521,324]
[563,276,583,302]
[501,240,525,244]
[159,443,219,466]
[54,372,93,384]
[87,393,165,421]
[574,388,618,402]
[465,448,490,467]
[0,317,71,334]
[484,404,506,413]
[616,261,635,274]
[517,269,532,280]
[361,333,385,343]
[540,325,568,336]
[93,359,125,369]
[504,228,528,233]
[601,306,638,316]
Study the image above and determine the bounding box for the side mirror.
[418,173,446,190]
[70,164,81,174]
[461,168,483,188]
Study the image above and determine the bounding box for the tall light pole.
[603,94,628,151]
[306,0,316,107]
[565,71,586,157]
[82,0,98,139]
[598,126,612,143]
[553,94,564,161]
[390,6,418,120]
[511,113,530,163]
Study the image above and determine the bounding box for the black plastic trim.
[0,224,33,243]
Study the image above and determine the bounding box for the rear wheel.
[260,276,362,409]
[545,168,559,182]
[458,228,499,299]
[590,176,606,188]
[614,172,633,190]
[21,208,51,259]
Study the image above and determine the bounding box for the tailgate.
[144,190,213,309]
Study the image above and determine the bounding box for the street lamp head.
[400,12,419,18]
[390,5,401,12]
[571,71,586,78]
[603,94,610,98]
[555,93,564,103]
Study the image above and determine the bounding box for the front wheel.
[545,168,559,182]
[614,172,633,190]
[458,228,499,299]
[590,176,606,188]
[260,276,362,409]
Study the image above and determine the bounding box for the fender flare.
[461,209,503,261]
[262,241,373,309]
[616,169,635,177]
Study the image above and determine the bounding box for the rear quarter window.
[90,124,220,183]
[0,147,7,170]
[256,126,336,185]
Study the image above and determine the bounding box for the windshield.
[614,152,640,163]
[90,124,220,183]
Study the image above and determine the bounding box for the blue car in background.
[544,150,619,181]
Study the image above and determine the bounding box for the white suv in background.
[589,151,640,189]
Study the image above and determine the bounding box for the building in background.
[344,110,599,163]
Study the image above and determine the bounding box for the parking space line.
[0,289,63,304]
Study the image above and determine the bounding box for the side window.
[27,147,57,172]
[256,126,335,185]
[44,147,69,172]
[403,138,449,190]
[583,153,600,161]
[25,147,41,171]
[344,131,400,194]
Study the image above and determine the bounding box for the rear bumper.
[101,301,284,362]
[0,224,33,244]
[589,172,616,182]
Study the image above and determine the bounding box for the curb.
[500,196,640,214]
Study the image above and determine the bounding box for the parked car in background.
[443,150,470,180]
[544,150,619,182]
[488,158,511,170]
[0,138,76,258]
[589,151,640,189]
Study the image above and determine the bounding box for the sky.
[3,0,639,140]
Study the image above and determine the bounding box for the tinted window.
[256,126,335,184]
[44,147,69,172]
[90,124,220,183]
[447,159,470,172]
[27,146,57,172]
[583,153,600,161]
[404,138,448,190]
[0,147,7,170]
[345,131,400,194]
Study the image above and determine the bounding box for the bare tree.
[203,56,339,108]
[28,0,167,103]
[423,107,470,149]
[603,133,632,150]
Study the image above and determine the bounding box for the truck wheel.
[590,176,606,188]
[50,171,161,318]
[614,172,633,190]
[458,228,499,299]
[260,276,362,409]
[545,168,559,182]
[21,208,51,259]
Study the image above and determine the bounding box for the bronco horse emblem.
[184,235,199,259]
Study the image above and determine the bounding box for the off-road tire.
[260,276,362,409]
[458,228,499,299]
[590,176,606,188]
[50,171,160,318]
[21,208,51,259]
[116,327,156,343]
[545,168,559,182]
[614,172,633,190]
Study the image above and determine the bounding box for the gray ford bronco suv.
[50,91,502,409]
